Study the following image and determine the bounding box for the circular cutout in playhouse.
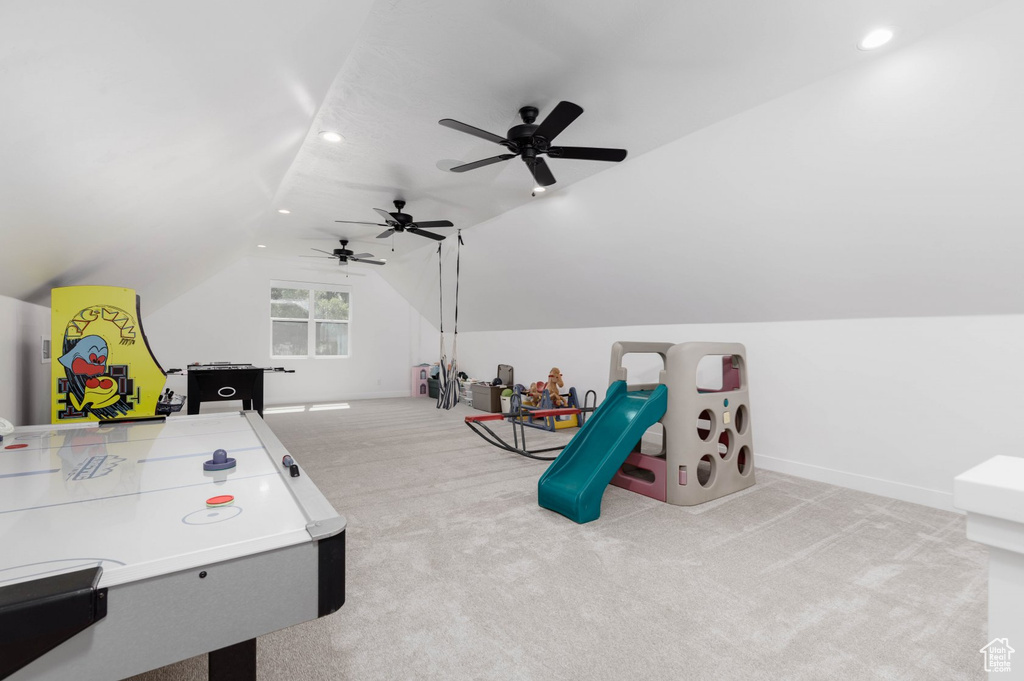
[718,430,732,459]
[737,446,752,475]
[735,405,749,435]
[697,409,715,441]
[697,454,716,487]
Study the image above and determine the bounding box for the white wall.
[0,294,50,425]
[457,314,1024,511]
[382,1,1024,332]
[146,256,437,405]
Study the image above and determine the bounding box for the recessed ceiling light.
[257,244,267,248]
[319,131,344,143]
[859,28,894,50]
[278,209,291,214]
[533,186,546,193]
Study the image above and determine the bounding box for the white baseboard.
[755,454,957,513]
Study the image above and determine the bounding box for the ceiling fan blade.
[438,118,507,145]
[351,257,386,266]
[301,255,336,259]
[413,220,454,228]
[373,208,398,223]
[548,146,627,162]
[533,101,583,143]
[350,252,374,259]
[377,229,396,239]
[450,154,516,173]
[408,228,446,242]
[311,248,337,255]
[335,220,387,226]
[528,157,556,187]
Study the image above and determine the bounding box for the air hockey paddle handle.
[203,448,237,471]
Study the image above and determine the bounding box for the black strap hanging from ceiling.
[454,230,462,337]
[437,243,444,336]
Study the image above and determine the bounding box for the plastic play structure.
[538,341,755,524]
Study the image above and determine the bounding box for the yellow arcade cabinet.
[51,286,166,423]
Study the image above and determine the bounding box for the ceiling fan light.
[278,209,291,214]
[533,186,546,193]
[319,131,344,143]
[858,28,894,50]
[257,244,267,248]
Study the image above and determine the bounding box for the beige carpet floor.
[129,397,988,680]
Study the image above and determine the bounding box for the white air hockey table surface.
[0,411,346,681]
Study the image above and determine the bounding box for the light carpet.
[129,397,987,681]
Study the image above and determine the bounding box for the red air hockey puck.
[206,495,235,508]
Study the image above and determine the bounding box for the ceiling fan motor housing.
[391,199,412,229]
[511,125,542,148]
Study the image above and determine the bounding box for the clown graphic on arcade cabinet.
[51,286,166,423]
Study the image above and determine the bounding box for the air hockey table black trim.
[0,567,107,679]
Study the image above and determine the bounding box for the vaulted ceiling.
[1,0,1017,330]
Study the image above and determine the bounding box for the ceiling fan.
[303,239,385,266]
[439,100,627,187]
[335,200,454,242]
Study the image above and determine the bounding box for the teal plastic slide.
[538,380,668,524]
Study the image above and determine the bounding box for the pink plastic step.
[610,451,667,502]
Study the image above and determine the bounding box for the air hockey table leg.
[208,637,256,681]
[187,373,201,415]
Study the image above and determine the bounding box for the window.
[270,283,350,358]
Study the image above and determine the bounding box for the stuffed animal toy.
[547,367,566,407]
[526,380,546,406]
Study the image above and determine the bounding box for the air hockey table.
[0,411,346,681]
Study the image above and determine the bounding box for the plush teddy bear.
[546,367,565,407]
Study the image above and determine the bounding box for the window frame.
[270,281,351,359]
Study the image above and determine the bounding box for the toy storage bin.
[471,383,503,413]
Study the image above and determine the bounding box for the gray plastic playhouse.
[606,341,755,506]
